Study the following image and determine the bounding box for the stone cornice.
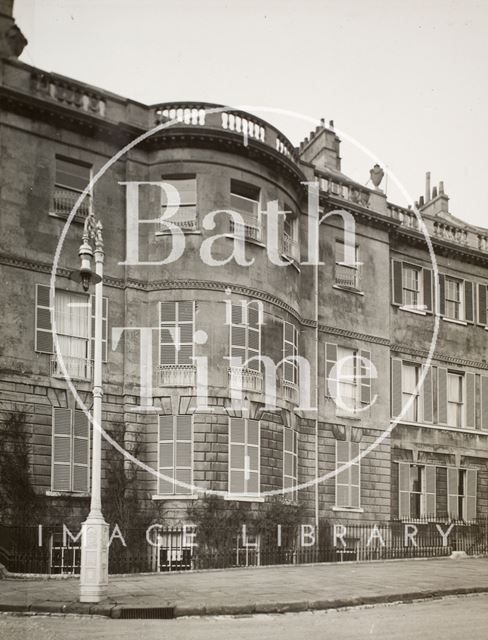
[391,342,488,370]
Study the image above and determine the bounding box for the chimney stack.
[425,171,431,203]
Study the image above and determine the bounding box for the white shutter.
[398,462,410,519]
[465,469,477,522]
[229,418,246,494]
[72,410,89,492]
[447,467,459,520]
[424,465,436,517]
[52,408,72,491]
[359,349,371,406]
[158,415,175,494]
[36,284,53,353]
[174,415,192,494]
[325,343,337,397]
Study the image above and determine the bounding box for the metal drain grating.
[117,606,175,619]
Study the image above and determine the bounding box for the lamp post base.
[79,514,109,603]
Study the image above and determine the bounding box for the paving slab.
[0,557,487,618]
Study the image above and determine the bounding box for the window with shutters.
[282,321,298,393]
[447,468,477,521]
[35,285,108,379]
[53,156,92,219]
[335,241,359,290]
[157,415,193,495]
[398,463,436,520]
[228,418,260,497]
[445,277,463,320]
[447,372,464,428]
[402,362,420,422]
[228,302,263,392]
[392,260,432,313]
[326,343,372,414]
[335,441,360,509]
[283,210,299,261]
[477,283,487,326]
[159,301,196,387]
[51,408,89,493]
[402,264,421,307]
[160,176,197,231]
[283,427,298,500]
[230,179,261,241]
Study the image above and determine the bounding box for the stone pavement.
[1,557,488,618]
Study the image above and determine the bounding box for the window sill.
[280,253,301,272]
[224,494,264,503]
[392,419,488,436]
[332,506,364,513]
[336,412,362,421]
[399,306,427,316]
[224,234,266,249]
[45,490,90,498]
[151,494,197,501]
[49,211,87,224]
[332,284,364,296]
[442,317,468,326]
[155,230,201,236]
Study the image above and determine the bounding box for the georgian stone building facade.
[1,14,488,533]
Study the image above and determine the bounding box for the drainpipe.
[314,241,320,535]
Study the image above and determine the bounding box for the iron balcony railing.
[51,355,92,381]
[52,186,91,219]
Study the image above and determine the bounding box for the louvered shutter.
[350,441,360,508]
[437,367,448,424]
[438,274,446,316]
[391,358,403,418]
[178,301,195,366]
[158,415,175,494]
[230,304,246,366]
[399,462,410,519]
[52,408,72,491]
[247,305,260,371]
[325,343,337,397]
[247,419,260,494]
[90,295,108,362]
[229,418,246,494]
[422,365,433,423]
[465,372,476,429]
[36,284,53,353]
[160,302,177,365]
[72,410,89,492]
[425,466,436,517]
[477,284,487,326]
[481,375,488,431]
[175,415,192,494]
[464,281,474,323]
[447,467,459,519]
[392,260,403,306]
[465,470,477,522]
[359,349,371,405]
[422,268,433,313]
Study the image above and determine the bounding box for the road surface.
[1,593,487,639]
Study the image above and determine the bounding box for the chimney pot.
[329,119,334,129]
[432,186,438,198]
[439,181,445,195]
[419,196,425,207]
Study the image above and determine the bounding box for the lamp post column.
[80,219,109,603]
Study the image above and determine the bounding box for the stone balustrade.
[319,177,371,208]
[31,72,106,117]
[153,102,298,162]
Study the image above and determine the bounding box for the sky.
[13,0,488,228]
